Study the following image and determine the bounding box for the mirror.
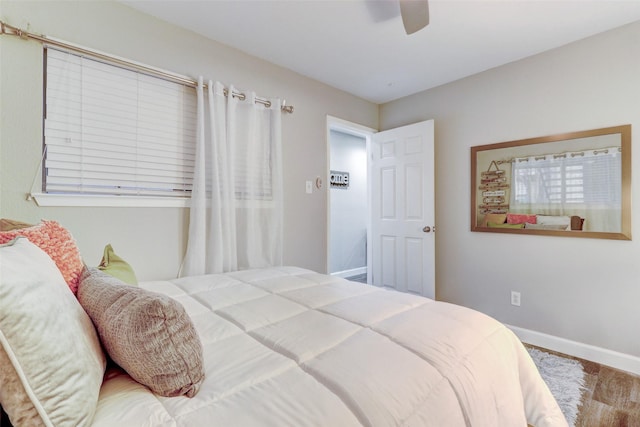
[471,125,631,240]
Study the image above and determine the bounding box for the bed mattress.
[91,266,567,426]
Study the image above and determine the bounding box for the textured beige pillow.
[0,218,32,231]
[78,268,205,397]
[0,238,106,427]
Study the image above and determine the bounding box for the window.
[43,47,197,199]
[510,148,621,210]
[233,105,275,201]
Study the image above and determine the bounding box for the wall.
[329,130,367,275]
[380,22,640,357]
[0,1,378,280]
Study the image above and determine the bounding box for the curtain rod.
[495,146,621,165]
[0,21,294,114]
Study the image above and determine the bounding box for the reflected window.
[510,147,621,231]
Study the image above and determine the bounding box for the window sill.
[30,193,191,208]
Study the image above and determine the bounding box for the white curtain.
[509,147,621,232]
[182,78,283,276]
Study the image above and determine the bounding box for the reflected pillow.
[78,268,205,397]
[506,213,537,225]
[524,223,569,230]
[481,213,507,227]
[537,215,571,230]
[0,238,106,427]
[487,222,525,229]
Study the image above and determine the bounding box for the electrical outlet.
[511,291,521,307]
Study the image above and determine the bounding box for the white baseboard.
[507,324,640,376]
[331,266,366,279]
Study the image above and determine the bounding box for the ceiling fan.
[399,0,430,34]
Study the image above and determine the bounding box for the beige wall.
[4,0,639,359]
[0,1,378,280]
[380,21,640,357]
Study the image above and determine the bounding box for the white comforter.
[91,266,567,427]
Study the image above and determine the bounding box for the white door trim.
[326,116,376,280]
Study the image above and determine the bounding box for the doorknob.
[422,226,431,233]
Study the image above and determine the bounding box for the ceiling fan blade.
[399,0,429,35]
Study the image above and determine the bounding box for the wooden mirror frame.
[471,125,631,240]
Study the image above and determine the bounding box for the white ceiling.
[121,0,640,104]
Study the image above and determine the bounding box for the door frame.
[326,116,377,282]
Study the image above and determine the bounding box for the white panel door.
[371,120,435,298]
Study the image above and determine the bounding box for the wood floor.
[345,273,367,283]
[526,344,640,427]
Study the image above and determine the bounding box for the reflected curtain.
[509,147,621,232]
[182,78,283,276]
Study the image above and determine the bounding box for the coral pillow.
[506,213,537,225]
[0,220,83,294]
[78,268,205,397]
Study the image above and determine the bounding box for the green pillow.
[487,222,525,229]
[98,244,138,285]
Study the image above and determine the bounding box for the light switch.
[305,181,313,194]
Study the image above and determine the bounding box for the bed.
[0,225,568,427]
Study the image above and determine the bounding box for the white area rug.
[528,347,586,426]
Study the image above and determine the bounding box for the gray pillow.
[77,267,204,397]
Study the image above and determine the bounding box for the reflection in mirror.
[471,125,631,240]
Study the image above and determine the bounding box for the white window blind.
[510,147,621,207]
[44,47,197,197]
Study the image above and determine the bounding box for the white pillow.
[524,223,569,230]
[536,215,571,230]
[0,237,106,426]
